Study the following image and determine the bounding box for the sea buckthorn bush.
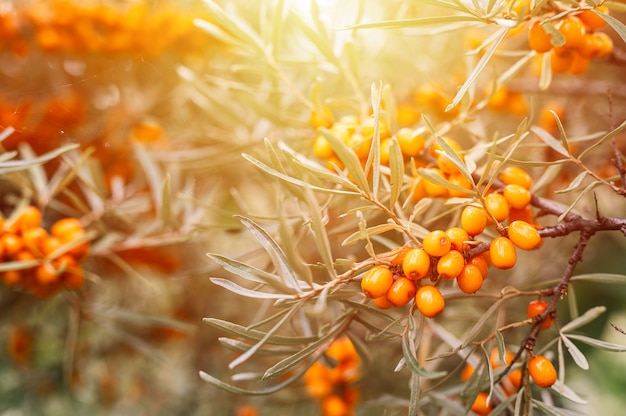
[1,0,626,414]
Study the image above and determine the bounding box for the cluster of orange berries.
[0,206,89,298]
[528,5,613,75]
[0,0,212,58]
[303,337,361,416]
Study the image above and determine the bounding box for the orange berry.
[2,233,23,258]
[558,16,586,49]
[321,395,350,416]
[528,355,557,388]
[402,248,431,280]
[568,52,590,75]
[579,31,613,59]
[421,168,449,197]
[15,205,42,233]
[503,184,532,209]
[470,392,493,416]
[485,193,510,222]
[467,255,489,279]
[528,20,553,53]
[456,264,483,294]
[21,227,49,257]
[62,267,85,289]
[578,5,608,30]
[42,236,63,257]
[437,152,462,175]
[508,206,533,223]
[490,348,515,368]
[2,270,22,286]
[313,134,334,159]
[410,177,428,203]
[504,369,523,394]
[430,136,461,158]
[34,263,60,285]
[500,166,532,189]
[396,128,425,157]
[51,218,84,240]
[361,266,393,299]
[415,285,445,318]
[461,205,488,236]
[445,227,469,252]
[391,246,412,265]
[489,236,517,269]
[379,138,394,166]
[550,49,575,73]
[423,230,451,257]
[527,300,553,330]
[310,107,334,129]
[386,277,417,307]
[460,364,474,381]
[447,172,472,198]
[373,295,394,309]
[437,250,465,279]
[508,220,542,250]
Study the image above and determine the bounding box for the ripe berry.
[550,49,575,73]
[437,250,464,279]
[460,364,474,381]
[447,172,472,198]
[461,205,488,236]
[313,135,334,159]
[503,184,532,209]
[558,16,586,49]
[1,234,23,258]
[373,295,394,309]
[528,20,553,53]
[456,264,483,294]
[34,263,60,285]
[421,168,449,197]
[410,177,428,203]
[15,206,42,233]
[423,230,451,257]
[430,136,461,158]
[415,285,445,318]
[508,206,533,223]
[485,193,510,222]
[500,166,532,189]
[504,369,522,395]
[386,277,417,307]
[578,5,609,30]
[321,394,350,416]
[489,236,517,269]
[568,52,590,75]
[361,266,393,299]
[470,392,493,416]
[508,220,542,250]
[579,31,613,59]
[467,255,489,279]
[396,128,425,157]
[527,300,552,330]
[402,248,430,280]
[445,227,469,252]
[528,355,557,388]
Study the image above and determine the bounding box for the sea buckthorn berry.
[485,193,510,222]
[396,128,425,157]
[527,300,553,330]
[578,5,608,30]
[468,255,490,279]
[456,264,483,294]
[321,394,350,416]
[447,172,472,198]
[437,152,463,175]
[15,205,42,233]
[558,16,586,49]
[42,237,63,257]
[62,267,85,289]
[528,20,553,53]
[437,250,465,279]
[361,266,393,299]
[2,270,22,286]
[51,218,84,239]
[568,52,590,75]
[373,295,394,309]
[313,135,335,159]
[528,355,557,388]
[2,233,24,258]
[346,134,371,159]
[445,227,469,252]
[22,227,49,256]
[508,220,542,250]
[402,248,430,280]
[460,364,474,381]
[470,392,493,416]
[461,205,488,236]
[509,206,533,223]
[415,285,445,318]
[410,177,428,203]
[423,230,451,257]
[391,246,412,265]
[386,277,417,307]
[421,168,449,197]
[503,184,532,209]
[490,236,517,269]
[500,166,532,189]
[504,369,523,395]
[550,49,575,73]
[490,348,515,368]
[379,138,394,166]
[579,31,613,59]
[34,263,60,285]
[310,107,334,129]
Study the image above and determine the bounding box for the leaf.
[446,27,509,112]
[388,137,405,209]
[570,273,626,284]
[200,0,264,53]
[594,9,626,43]
[417,167,475,195]
[401,329,447,379]
[551,379,588,404]
[302,186,337,280]
[578,118,626,160]
[318,128,370,194]
[237,215,303,293]
[538,50,553,90]
[209,278,293,300]
[566,334,626,352]
[0,260,42,272]
[0,143,79,175]
[560,306,606,332]
[342,222,399,246]
[542,21,566,47]
[206,253,296,293]
[461,300,503,347]
[203,318,316,345]
[561,335,589,370]
[530,125,569,157]
[433,135,474,186]
[494,331,507,367]
[531,399,574,416]
[555,171,587,194]
[557,180,601,222]
[342,15,483,30]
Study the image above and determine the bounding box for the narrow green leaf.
[446,27,509,112]
[462,300,503,347]
[560,306,606,333]
[388,137,405,209]
[318,128,370,194]
[561,335,589,370]
[401,330,447,379]
[531,399,571,416]
[567,283,579,320]
[203,318,313,345]
[302,186,337,279]
[555,171,587,194]
[0,260,42,272]
[551,379,588,404]
[18,143,47,196]
[200,0,264,52]
[343,15,483,30]
[342,222,399,246]
[578,118,626,160]
[542,22,566,47]
[531,125,569,157]
[538,49,552,90]
[594,9,626,43]
[494,331,507,367]
[571,273,626,284]
[557,180,601,222]
[209,278,293,300]
[0,143,79,175]
[417,168,475,195]
[434,135,474,186]
[236,215,303,293]
[567,334,626,352]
